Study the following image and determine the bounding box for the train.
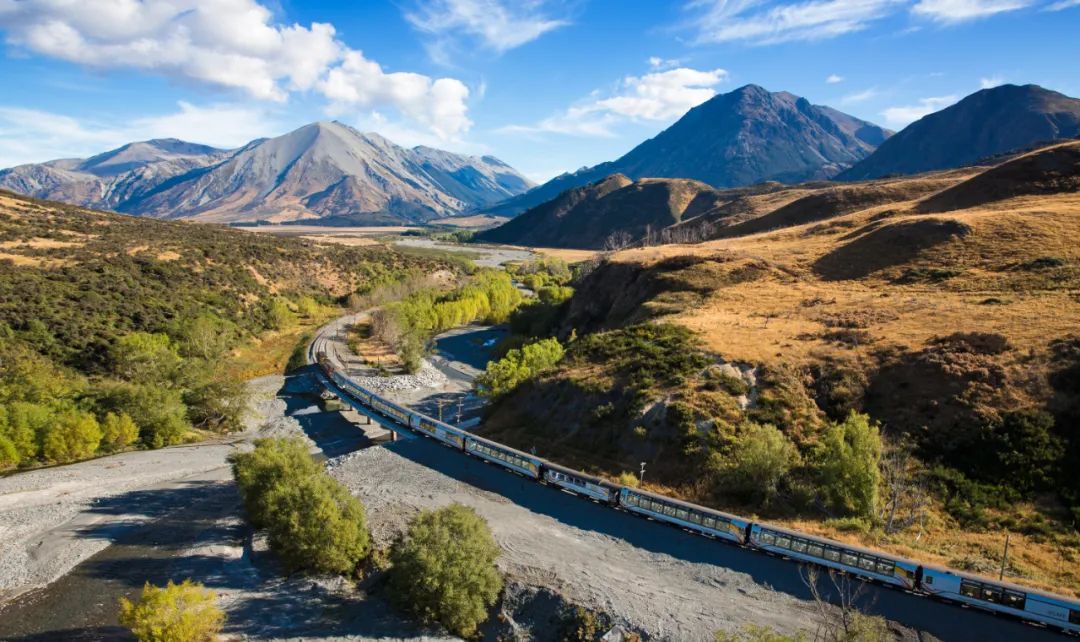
[315,351,1080,635]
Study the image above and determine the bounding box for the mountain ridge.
[0,121,533,224]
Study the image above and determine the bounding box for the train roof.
[920,562,1080,606]
[623,486,747,522]
[753,522,917,563]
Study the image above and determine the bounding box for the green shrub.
[264,473,370,574]
[557,606,611,641]
[229,437,322,528]
[110,332,182,383]
[715,626,807,642]
[119,579,225,642]
[389,503,503,637]
[1,401,51,461]
[618,471,641,488]
[477,337,564,397]
[42,409,102,463]
[571,324,710,392]
[100,412,140,453]
[717,422,797,505]
[0,433,17,470]
[95,382,190,448]
[814,412,881,519]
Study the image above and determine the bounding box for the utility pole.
[436,398,445,421]
[456,398,464,424]
[999,531,1011,580]
[639,462,647,485]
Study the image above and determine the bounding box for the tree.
[183,374,248,433]
[229,437,322,528]
[111,332,182,384]
[389,504,503,637]
[477,338,564,397]
[95,381,190,448]
[802,568,890,642]
[295,295,320,318]
[264,473,370,574]
[119,579,225,642]
[0,432,18,470]
[814,412,882,519]
[100,412,140,453]
[176,313,235,361]
[41,409,102,463]
[718,422,797,505]
[1,401,52,461]
[265,297,297,330]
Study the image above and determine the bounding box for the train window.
[663,504,676,517]
[960,581,980,599]
[858,557,876,572]
[876,561,895,575]
[791,540,808,553]
[688,512,702,525]
[841,552,859,567]
[1002,591,1025,609]
[1070,610,1080,625]
[675,508,688,521]
[776,537,792,549]
[759,531,775,545]
[981,587,1003,603]
[704,517,717,530]
[823,548,841,562]
[807,544,824,558]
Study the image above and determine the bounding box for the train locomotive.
[315,351,1080,635]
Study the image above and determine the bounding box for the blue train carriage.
[748,523,918,590]
[618,487,750,545]
[464,435,542,479]
[412,414,466,450]
[542,462,619,504]
[919,564,1080,633]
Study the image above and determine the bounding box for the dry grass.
[528,246,601,263]
[225,308,342,380]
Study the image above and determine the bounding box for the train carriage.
[542,463,618,504]
[619,487,750,545]
[919,565,1080,633]
[370,397,411,425]
[464,435,542,479]
[748,523,918,590]
[412,414,467,450]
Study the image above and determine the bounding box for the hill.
[486,85,891,217]
[0,189,457,469]
[0,122,533,225]
[839,84,1080,181]
[476,142,1080,595]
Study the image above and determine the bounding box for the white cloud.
[840,87,880,104]
[1046,0,1080,9]
[649,56,685,70]
[0,0,472,139]
[911,0,1031,22]
[405,0,568,58]
[980,74,1005,88]
[0,101,282,167]
[685,0,902,45]
[501,66,729,138]
[826,74,845,83]
[880,95,958,127]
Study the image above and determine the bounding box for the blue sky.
[0,0,1077,182]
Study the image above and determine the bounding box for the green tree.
[119,579,225,642]
[41,408,102,463]
[1,401,52,461]
[229,437,321,528]
[389,503,503,637]
[477,337,564,397]
[0,432,17,470]
[264,473,370,574]
[718,422,797,505]
[537,285,574,306]
[100,412,140,453]
[95,382,190,448]
[175,313,235,361]
[814,412,882,519]
[182,374,248,433]
[295,295,320,318]
[265,297,297,330]
[111,332,182,383]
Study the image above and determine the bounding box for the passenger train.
[316,351,1080,635]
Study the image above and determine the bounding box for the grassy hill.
[476,142,1080,595]
[0,190,456,469]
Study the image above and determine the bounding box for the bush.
[477,337,564,397]
[715,626,807,642]
[814,412,881,519]
[42,409,102,463]
[229,437,322,528]
[1,401,51,461]
[618,471,641,488]
[389,504,503,637]
[95,382,190,448]
[264,473,370,574]
[0,433,17,470]
[119,579,225,642]
[111,332,182,384]
[717,422,797,505]
[100,412,140,453]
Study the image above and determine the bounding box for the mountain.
[477,174,737,249]
[485,84,892,217]
[839,84,1080,181]
[0,122,533,224]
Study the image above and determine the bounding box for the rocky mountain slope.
[485,85,891,217]
[839,84,1080,180]
[0,122,533,224]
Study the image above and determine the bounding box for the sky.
[0,0,1078,182]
